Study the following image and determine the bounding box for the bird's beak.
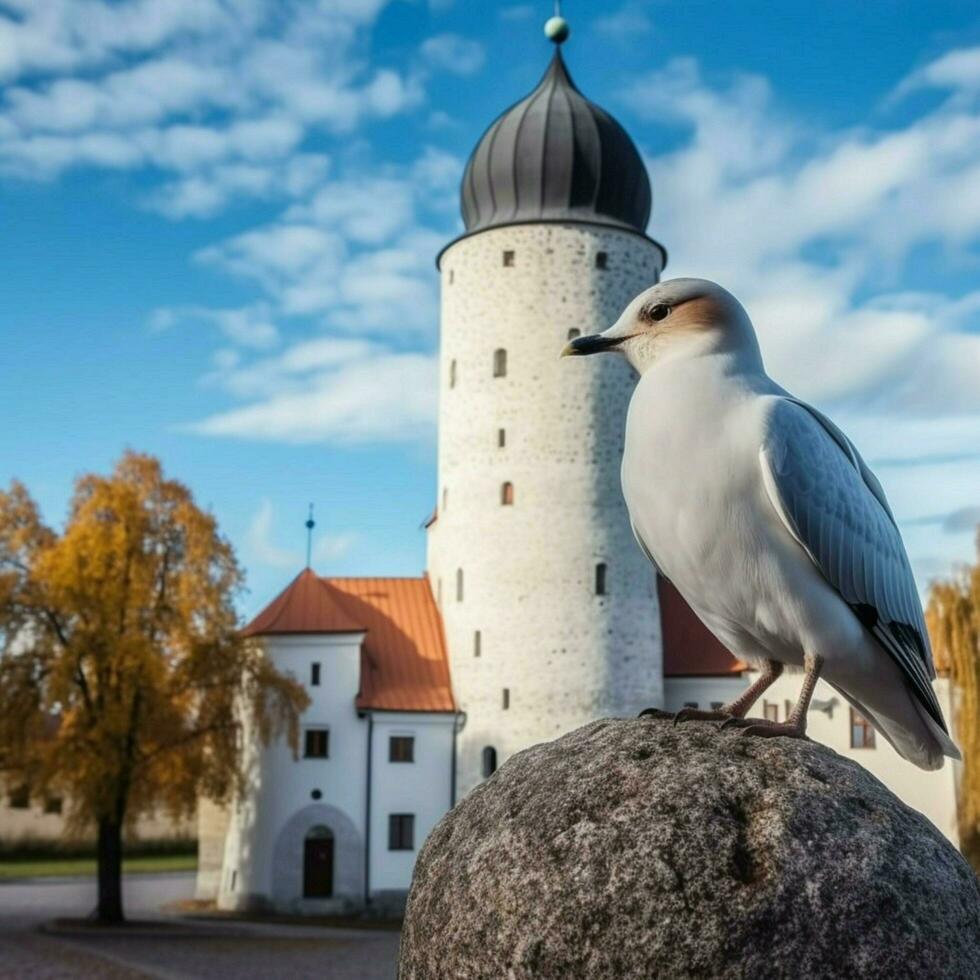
[560,332,629,357]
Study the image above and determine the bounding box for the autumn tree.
[926,528,980,871]
[0,452,309,923]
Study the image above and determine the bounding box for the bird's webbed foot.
[726,717,808,740]
[669,706,735,726]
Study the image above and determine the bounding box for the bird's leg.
[663,660,784,726]
[732,652,824,740]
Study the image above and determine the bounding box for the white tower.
[427,20,668,798]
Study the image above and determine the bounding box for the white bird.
[562,278,959,770]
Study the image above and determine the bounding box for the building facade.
[201,572,456,912]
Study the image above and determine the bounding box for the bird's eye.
[648,304,670,322]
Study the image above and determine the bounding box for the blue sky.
[2,0,980,617]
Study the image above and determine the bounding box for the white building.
[199,571,457,913]
[197,20,960,912]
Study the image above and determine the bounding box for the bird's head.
[561,278,760,374]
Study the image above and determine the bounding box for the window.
[763,701,779,722]
[683,701,698,709]
[595,562,607,596]
[710,701,723,710]
[502,688,510,710]
[456,568,464,602]
[493,348,507,378]
[389,736,414,763]
[449,269,454,284]
[497,428,506,448]
[9,785,29,809]
[482,746,498,778]
[311,663,321,687]
[851,708,876,749]
[304,728,329,759]
[389,814,415,851]
[474,630,481,658]
[502,250,515,267]
[785,700,793,721]
[567,328,581,340]
[595,251,608,269]
[442,487,448,511]
[449,359,457,389]
[43,797,62,815]
[437,578,442,606]
[501,482,514,506]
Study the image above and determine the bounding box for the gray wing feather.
[759,398,946,733]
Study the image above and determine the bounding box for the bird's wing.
[759,396,946,733]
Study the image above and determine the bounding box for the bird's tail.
[830,683,960,772]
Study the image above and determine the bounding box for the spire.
[305,503,315,569]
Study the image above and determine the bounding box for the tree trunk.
[96,817,125,923]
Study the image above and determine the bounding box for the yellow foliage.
[926,528,980,871]
[0,451,309,833]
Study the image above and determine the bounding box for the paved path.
[0,873,399,979]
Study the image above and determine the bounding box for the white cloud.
[245,498,356,572]
[194,148,450,332]
[498,5,534,22]
[0,0,421,214]
[201,335,378,398]
[315,530,357,561]
[593,4,652,42]
[0,0,234,82]
[624,56,980,417]
[150,304,281,349]
[247,498,302,569]
[893,46,980,101]
[144,152,329,219]
[4,59,236,133]
[188,344,438,444]
[196,224,347,304]
[420,34,485,76]
[288,177,415,243]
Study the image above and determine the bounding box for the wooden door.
[303,836,334,898]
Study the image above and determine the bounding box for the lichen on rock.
[400,714,980,979]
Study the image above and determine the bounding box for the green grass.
[0,852,197,879]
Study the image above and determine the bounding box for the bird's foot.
[671,707,735,727]
[726,718,807,740]
[637,707,673,721]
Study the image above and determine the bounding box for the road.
[0,873,400,979]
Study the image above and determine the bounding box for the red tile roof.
[242,570,456,713]
[659,575,747,677]
[331,577,456,714]
[241,568,365,637]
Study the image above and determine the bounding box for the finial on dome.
[544,1,569,45]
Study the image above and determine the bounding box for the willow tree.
[0,452,308,923]
[926,530,980,870]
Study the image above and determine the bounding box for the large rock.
[401,714,980,979]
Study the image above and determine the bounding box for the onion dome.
[460,40,652,237]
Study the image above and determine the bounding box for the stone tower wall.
[428,222,665,799]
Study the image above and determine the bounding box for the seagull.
[562,278,959,770]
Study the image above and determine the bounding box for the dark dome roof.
[460,50,652,236]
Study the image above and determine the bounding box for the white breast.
[620,358,860,667]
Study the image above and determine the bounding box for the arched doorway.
[303,825,334,898]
